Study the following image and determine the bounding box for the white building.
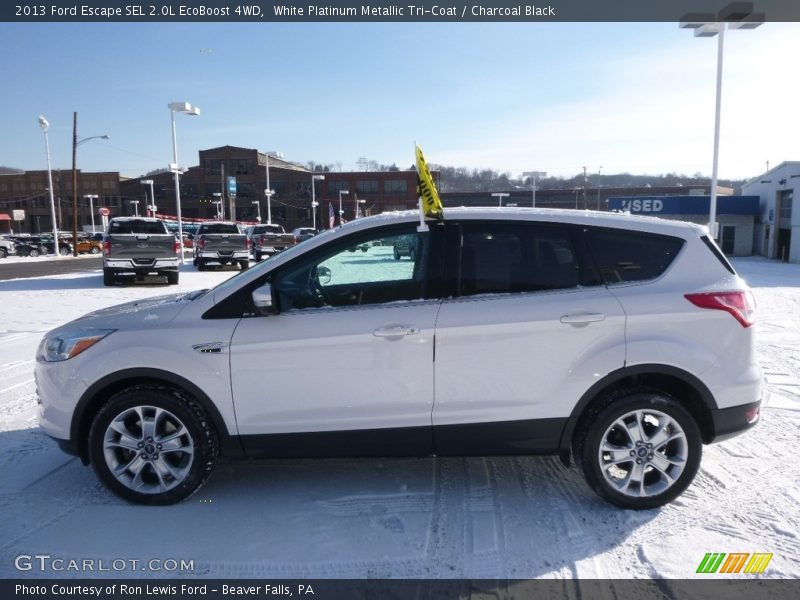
[742,161,800,262]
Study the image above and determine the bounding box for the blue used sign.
[227,176,237,195]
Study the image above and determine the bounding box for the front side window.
[458,222,580,296]
[274,226,430,310]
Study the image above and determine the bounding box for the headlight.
[39,329,115,362]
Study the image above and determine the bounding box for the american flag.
[328,202,335,229]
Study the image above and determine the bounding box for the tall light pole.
[491,192,509,207]
[168,101,200,263]
[251,200,262,222]
[264,150,282,224]
[141,179,155,216]
[311,174,324,229]
[84,194,98,232]
[71,112,110,255]
[681,4,762,238]
[522,170,547,207]
[338,189,349,225]
[38,115,60,257]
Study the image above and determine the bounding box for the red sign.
[98,207,111,216]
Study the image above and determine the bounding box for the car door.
[432,220,626,454]
[229,223,444,456]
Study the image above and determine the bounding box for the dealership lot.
[0,258,798,578]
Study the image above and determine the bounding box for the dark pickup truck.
[247,223,296,261]
[194,221,250,271]
[103,217,180,286]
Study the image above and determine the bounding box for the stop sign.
[98,207,110,216]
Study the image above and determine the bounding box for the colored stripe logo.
[696,553,773,574]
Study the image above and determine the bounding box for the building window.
[237,182,255,198]
[356,180,378,194]
[779,190,793,219]
[271,181,287,195]
[204,159,224,176]
[384,179,408,195]
[232,159,252,176]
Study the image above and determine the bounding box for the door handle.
[373,325,420,338]
[560,313,605,325]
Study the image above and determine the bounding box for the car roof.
[337,207,705,238]
[109,217,161,222]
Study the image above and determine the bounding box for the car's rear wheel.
[239,260,249,270]
[575,389,701,509]
[408,247,416,261]
[102,268,116,286]
[29,248,40,257]
[59,246,70,256]
[0,248,6,258]
[166,271,179,285]
[393,247,400,260]
[88,386,218,505]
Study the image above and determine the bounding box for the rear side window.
[108,220,168,235]
[459,223,580,296]
[586,227,684,284]
[701,235,736,275]
[201,223,240,234]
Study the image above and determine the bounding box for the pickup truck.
[194,221,250,271]
[102,217,181,286]
[247,223,296,261]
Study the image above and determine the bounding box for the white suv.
[35,208,762,508]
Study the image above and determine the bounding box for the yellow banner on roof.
[415,145,444,219]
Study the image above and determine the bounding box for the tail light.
[245,237,251,250]
[103,240,111,255]
[685,291,756,328]
[259,235,266,245]
[197,238,205,250]
[174,239,181,254]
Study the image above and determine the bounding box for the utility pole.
[71,112,78,256]
[220,163,225,220]
[582,166,588,210]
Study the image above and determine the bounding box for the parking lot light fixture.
[311,174,325,229]
[251,200,262,222]
[38,115,60,258]
[140,179,156,216]
[491,192,510,207]
[130,200,140,217]
[338,190,349,225]
[680,4,763,237]
[168,101,200,263]
[522,171,547,207]
[84,195,99,232]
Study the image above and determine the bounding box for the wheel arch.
[72,368,242,464]
[558,364,717,465]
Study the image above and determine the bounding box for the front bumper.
[709,399,762,443]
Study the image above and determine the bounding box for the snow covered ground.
[0,256,798,579]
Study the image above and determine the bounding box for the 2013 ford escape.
[35,208,762,508]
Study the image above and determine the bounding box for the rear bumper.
[198,251,249,259]
[104,257,179,270]
[709,399,762,443]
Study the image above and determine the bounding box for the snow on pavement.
[0,256,798,579]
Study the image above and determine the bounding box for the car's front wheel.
[575,389,702,510]
[88,385,218,505]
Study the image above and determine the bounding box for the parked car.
[291,227,318,243]
[10,236,43,257]
[0,237,16,258]
[103,217,181,285]
[37,235,73,256]
[393,234,418,260]
[36,208,762,507]
[194,222,249,270]
[67,235,102,255]
[248,223,296,262]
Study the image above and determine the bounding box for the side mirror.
[316,265,332,285]
[252,283,275,315]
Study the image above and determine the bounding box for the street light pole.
[168,101,200,264]
[71,120,111,255]
[522,170,547,207]
[311,174,324,229]
[264,151,282,225]
[338,190,349,226]
[681,7,762,238]
[141,179,155,216]
[212,193,223,219]
[38,115,60,258]
[130,200,140,216]
[491,192,509,207]
[596,166,603,210]
[84,195,98,232]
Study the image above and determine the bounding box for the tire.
[90,247,100,255]
[361,246,368,252]
[574,388,702,510]
[254,251,261,262]
[0,248,6,259]
[239,260,249,271]
[102,268,116,286]
[29,248,40,257]
[393,248,400,260]
[166,271,179,285]
[408,248,416,262]
[59,246,70,256]
[197,259,206,272]
[88,385,218,505]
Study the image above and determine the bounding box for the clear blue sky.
[1,22,797,180]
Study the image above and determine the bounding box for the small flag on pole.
[328,202,335,229]
[415,145,444,219]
